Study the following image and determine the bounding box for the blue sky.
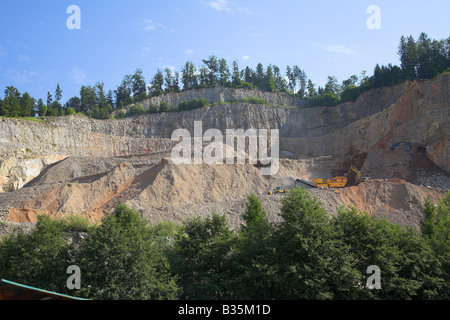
[0,0,449,102]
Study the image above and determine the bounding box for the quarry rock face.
[0,75,449,230]
[119,86,306,112]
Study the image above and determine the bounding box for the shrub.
[66,107,76,115]
[147,103,159,114]
[177,98,208,111]
[239,97,267,104]
[159,101,170,112]
[115,110,126,119]
[305,92,340,107]
[128,104,145,116]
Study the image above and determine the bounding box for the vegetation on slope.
[1,190,448,300]
[1,33,449,119]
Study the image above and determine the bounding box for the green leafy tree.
[402,35,418,80]
[2,86,22,117]
[20,92,35,117]
[46,91,53,109]
[74,203,179,300]
[181,61,198,90]
[231,194,274,299]
[218,58,230,86]
[164,67,178,93]
[55,84,63,103]
[342,75,358,91]
[80,85,97,114]
[202,55,220,86]
[64,97,81,113]
[106,90,115,109]
[421,193,450,298]
[298,69,307,97]
[324,76,341,95]
[149,69,165,96]
[334,206,444,299]
[231,60,242,87]
[255,63,265,89]
[0,215,72,294]
[307,79,316,98]
[198,66,210,87]
[131,68,147,101]
[170,213,237,300]
[243,66,253,84]
[66,107,76,115]
[270,188,359,300]
[265,65,277,92]
[372,63,403,88]
[286,66,295,92]
[159,101,170,112]
[115,75,133,108]
[0,97,4,116]
[90,82,112,119]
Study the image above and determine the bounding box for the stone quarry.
[0,74,449,235]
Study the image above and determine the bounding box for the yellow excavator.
[268,186,290,195]
[347,166,370,185]
[296,166,370,189]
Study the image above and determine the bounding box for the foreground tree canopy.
[1,189,448,300]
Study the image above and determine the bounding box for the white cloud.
[249,32,266,39]
[185,49,195,55]
[206,0,231,12]
[204,0,251,14]
[324,45,355,55]
[143,19,156,31]
[69,67,88,85]
[4,69,39,84]
[18,54,30,62]
[142,19,165,31]
[242,55,251,60]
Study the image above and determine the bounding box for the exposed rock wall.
[0,75,448,193]
[281,75,449,172]
[121,86,305,112]
[0,118,176,193]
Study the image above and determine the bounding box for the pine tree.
[131,69,147,101]
[0,97,4,116]
[46,92,53,109]
[273,65,287,92]
[265,65,277,92]
[115,75,133,108]
[231,60,242,87]
[20,92,35,117]
[244,66,253,84]
[3,86,22,117]
[218,58,230,86]
[255,63,265,89]
[181,61,198,90]
[55,84,63,103]
[36,99,47,117]
[149,69,164,95]
[202,55,220,86]
[307,80,316,98]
